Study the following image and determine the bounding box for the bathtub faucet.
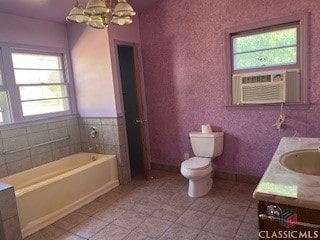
[89,127,98,138]
[88,145,97,152]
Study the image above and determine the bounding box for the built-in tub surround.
[253,137,320,210]
[79,117,131,184]
[0,116,129,238]
[1,153,119,238]
[0,116,130,184]
[0,117,81,178]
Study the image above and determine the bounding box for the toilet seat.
[181,157,211,170]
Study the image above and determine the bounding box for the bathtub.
[0,152,119,238]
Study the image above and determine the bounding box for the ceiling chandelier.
[66,0,136,29]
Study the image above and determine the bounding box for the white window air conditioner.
[232,69,300,105]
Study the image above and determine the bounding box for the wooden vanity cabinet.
[258,201,320,240]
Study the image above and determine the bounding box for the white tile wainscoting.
[0,117,81,178]
[0,116,131,184]
[78,117,130,184]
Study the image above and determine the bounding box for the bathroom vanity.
[253,137,320,240]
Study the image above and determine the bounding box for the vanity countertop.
[253,137,320,210]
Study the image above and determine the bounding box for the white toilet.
[180,131,224,197]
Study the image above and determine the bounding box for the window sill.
[226,103,310,111]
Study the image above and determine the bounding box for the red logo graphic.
[279,209,297,228]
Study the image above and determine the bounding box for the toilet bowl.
[180,157,213,197]
[180,131,224,198]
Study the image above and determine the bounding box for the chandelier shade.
[66,0,136,29]
[113,0,136,17]
[66,1,90,23]
[87,15,106,29]
[85,0,111,15]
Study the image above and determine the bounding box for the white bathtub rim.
[15,155,116,197]
[21,179,119,238]
[2,152,115,190]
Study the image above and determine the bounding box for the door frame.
[114,40,151,180]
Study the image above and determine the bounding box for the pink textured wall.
[139,0,320,176]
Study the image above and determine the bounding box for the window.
[232,25,298,71]
[227,14,308,106]
[0,44,76,124]
[12,52,69,116]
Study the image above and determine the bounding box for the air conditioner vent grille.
[242,84,284,103]
[242,75,271,84]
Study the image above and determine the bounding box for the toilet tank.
[189,132,224,158]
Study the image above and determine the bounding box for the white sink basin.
[279,149,320,176]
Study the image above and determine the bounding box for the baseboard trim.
[151,162,261,184]
[151,162,180,173]
[213,171,261,184]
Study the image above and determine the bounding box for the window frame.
[11,50,70,117]
[0,48,11,124]
[225,13,309,107]
[0,43,77,124]
[231,23,300,73]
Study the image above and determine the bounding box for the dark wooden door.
[117,45,150,180]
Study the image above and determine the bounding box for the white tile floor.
[24,170,259,240]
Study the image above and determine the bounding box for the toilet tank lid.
[189,131,224,138]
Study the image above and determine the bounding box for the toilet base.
[188,175,213,197]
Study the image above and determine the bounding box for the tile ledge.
[0,182,13,191]
[0,113,79,131]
